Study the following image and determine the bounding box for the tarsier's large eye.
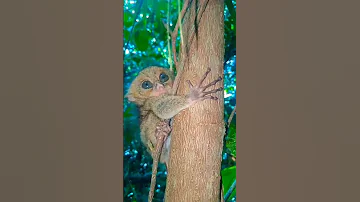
[141,80,153,89]
[159,73,169,83]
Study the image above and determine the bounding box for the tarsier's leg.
[187,68,223,102]
[157,121,171,168]
[155,121,171,139]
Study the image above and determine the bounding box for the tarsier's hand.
[187,68,223,103]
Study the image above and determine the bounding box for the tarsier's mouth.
[151,89,168,97]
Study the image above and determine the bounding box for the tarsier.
[126,66,223,202]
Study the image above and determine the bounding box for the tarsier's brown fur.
[126,66,223,201]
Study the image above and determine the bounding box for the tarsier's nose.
[155,83,165,91]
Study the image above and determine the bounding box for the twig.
[166,0,173,71]
[148,134,166,202]
[171,34,178,68]
[224,179,236,201]
[125,171,166,184]
[162,19,174,71]
[171,0,192,95]
[227,105,236,128]
[224,105,236,146]
[188,0,210,47]
[173,0,192,46]
[221,184,225,202]
[162,21,172,35]
[148,120,171,202]
[226,151,236,161]
[171,0,191,67]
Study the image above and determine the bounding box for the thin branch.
[148,120,171,202]
[227,105,236,128]
[224,179,236,201]
[187,0,210,50]
[148,133,167,202]
[162,20,172,35]
[226,151,236,161]
[224,105,236,145]
[221,184,225,202]
[171,34,178,67]
[171,0,192,95]
[173,0,191,44]
[171,0,191,67]
[166,0,173,71]
[125,171,166,184]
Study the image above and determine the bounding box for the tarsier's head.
[126,66,174,105]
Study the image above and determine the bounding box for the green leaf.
[226,122,236,158]
[124,29,130,41]
[158,0,168,11]
[221,166,236,200]
[134,29,151,51]
[124,11,134,28]
[124,106,132,118]
[141,0,148,14]
[155,21,167,42]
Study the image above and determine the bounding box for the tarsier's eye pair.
[141,73,169,89]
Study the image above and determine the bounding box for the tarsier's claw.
[186,80,194,88]
[198,68,212,87]
[203,87,223,95]
[202,95,218,100]
[203,77,223,90]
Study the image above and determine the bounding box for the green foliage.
[226,122,236,158]
[221,166,236,200]
[123,0,236,201]
[134,29,151,51]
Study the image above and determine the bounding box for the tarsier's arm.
[149,68,223,120]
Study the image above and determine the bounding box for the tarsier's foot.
[155,121,171,139]
[187,68,223,102]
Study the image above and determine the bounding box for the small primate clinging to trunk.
[126,66,223,202]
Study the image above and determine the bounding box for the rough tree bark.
[165,0,225,201]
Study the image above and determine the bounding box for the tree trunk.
[165,0,225,201]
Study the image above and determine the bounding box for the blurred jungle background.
[123,0,236,201]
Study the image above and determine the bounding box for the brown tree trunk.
[165,0,225,201]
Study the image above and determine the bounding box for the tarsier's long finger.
[203,76,222,91]
[186,80,194,88]
[201,95,218,101]
[203,87,224,96]
[197,68,212,87]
